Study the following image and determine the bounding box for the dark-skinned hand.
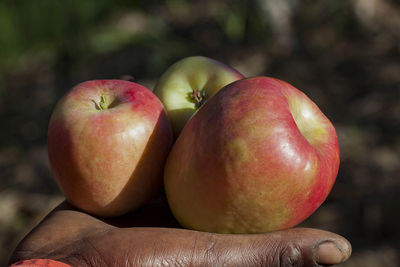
[9,195,351,267]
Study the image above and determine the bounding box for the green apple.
[154,56,244,137]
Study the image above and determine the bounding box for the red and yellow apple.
[48,80,173,217]
[154,56,244,137]
[164,76,340,233]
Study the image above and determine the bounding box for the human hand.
[9,195,351,266]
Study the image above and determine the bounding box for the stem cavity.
[99,95,107,110]
[189,89,208,108]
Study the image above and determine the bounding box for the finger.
[203,227,352,266]
[204,227,351,266]
[87,227,351,267]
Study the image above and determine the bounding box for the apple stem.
[99,95,107,110]
[190,89,208,108]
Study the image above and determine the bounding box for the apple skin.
[164,76,340,234]
[154,56,244,137]
[48,80,173,217]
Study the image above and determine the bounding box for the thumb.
[192,227,352,266]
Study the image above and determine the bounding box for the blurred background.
[0,0,399,266]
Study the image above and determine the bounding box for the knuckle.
[278,243,304,267]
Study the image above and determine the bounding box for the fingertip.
[314,237,352,266]
[271,228,352,266]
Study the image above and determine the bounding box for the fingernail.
[315,240,349,265]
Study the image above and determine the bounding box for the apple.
[48,80,173,217]
[154,56,244,137]
[164,76,340,233]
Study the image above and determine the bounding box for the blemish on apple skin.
[226,138,249,164]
